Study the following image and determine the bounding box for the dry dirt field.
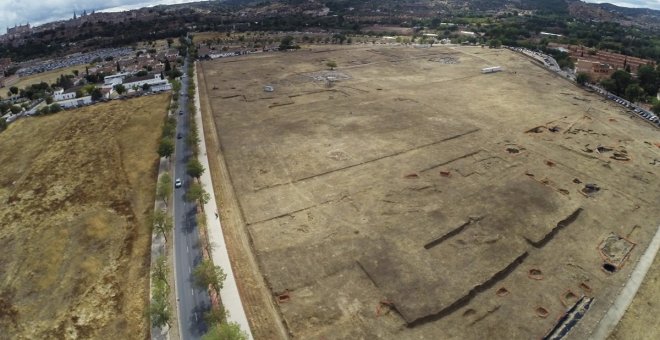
[0,94,168,338]
[198,45,659,339]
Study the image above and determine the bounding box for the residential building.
[53,88,77,101]
[575,59,613,81]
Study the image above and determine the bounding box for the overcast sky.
[582,0,660,9]
[1,0,659,33]
[0,0,206,32]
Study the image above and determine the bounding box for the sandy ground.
[0,94,168,339]
[199,45,659,339]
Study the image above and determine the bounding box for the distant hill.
[566,0,660,27]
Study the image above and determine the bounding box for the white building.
[57,96,92,108]
[53,88,76,101]
[103,72,131,86]
[123,74,168,92]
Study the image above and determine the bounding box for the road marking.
[192,289,195,296]
[186,245,189,253]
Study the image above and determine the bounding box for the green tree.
[600,78,617,94]
[152,255,169,286]
[279,36,297,50]
[652,100,660,115]
[45,96,54,104]
[488,39,501,48]
[326,61,337,70]
[637,64,659,96]
[91,88,103,101]
[202,322,248,340]
[10,105,21,114]
[185,182,210,206]
[624,84,645,103]
[203,306,226,326]
[610,70,632,96]
[157,173,172,205]
[115,84,127,95]
[0,118,7,133]
[576,72,590,85]
[49,103,62,113]
[151,209,173,242]
[186,159,205,179]
[193,259,226,291]
[149,290,171,329]
[158,138,175,158]
[9,86,18,95]
[167,38,174,48]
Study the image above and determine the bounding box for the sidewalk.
[192,62,254,339]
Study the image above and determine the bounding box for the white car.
[175,178,182,188]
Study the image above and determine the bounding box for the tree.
[326,61,337,70]
[142,83,151,91]
[185,182,210,206]
[203,307,227,326]
[72,70,79,76]
[50,104,62,113]
[115,84,127,95]
[0,118,7,133]
[10,105,21,114]
[279,36,297,50]
[624,84,645,103]
[202,322,248,340]
[167,38,174,48]
[576,72,590,85]
[158,138,175,158]
[91,88,103,101]
[488,39,501,48]
[610,70,632,96]
[152,255,169,286]
[600,78,617,94]
[186,159,205,179]
[193,259,226,291]
[116,61,121,72]
[157,173,172,205]
[652,101,660,115]
[637,64,659,96]
[9,86,18,95]
[45,96,53,104]
[149,290,171,329]
[151,209,173,242]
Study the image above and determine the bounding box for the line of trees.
[149,255,172,329]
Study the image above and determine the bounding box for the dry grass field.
[198,45,659,339]
[0,94,168,338]
[11,64,89,91]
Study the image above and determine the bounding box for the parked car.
[177,133,182,139]
[175,178,182,188]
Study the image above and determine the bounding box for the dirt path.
[196,62,289,340]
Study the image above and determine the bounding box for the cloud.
[0,0,205,32]
[582,0,660,10]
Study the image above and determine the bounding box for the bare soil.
[199,45,659,339]
[0,95,168,339]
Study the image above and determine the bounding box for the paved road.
[173,57,211,340]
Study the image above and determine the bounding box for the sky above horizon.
[1,0,659,34]
[0,0,206,32]
[583,0,660,10]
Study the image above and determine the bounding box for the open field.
[11,64,89,90]
[0,94,168,338]
[198,45,660,339]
